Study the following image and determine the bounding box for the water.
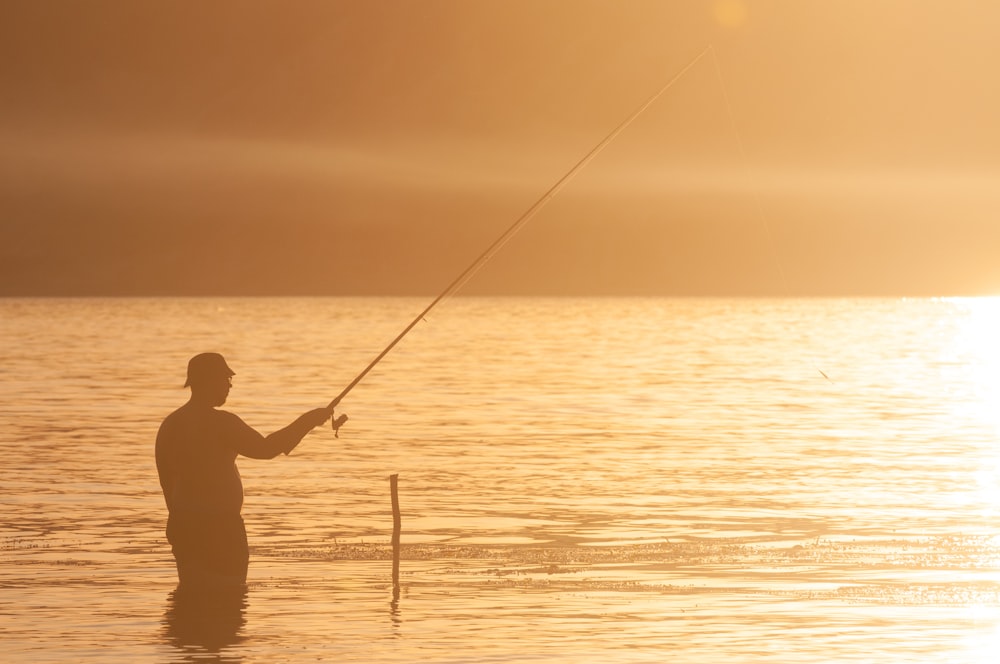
[2,296,1000,662]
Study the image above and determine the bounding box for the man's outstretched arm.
[225,407,332,459]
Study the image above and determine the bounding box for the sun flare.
[712,0,748,29]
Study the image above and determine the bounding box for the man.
[156,352,332,587]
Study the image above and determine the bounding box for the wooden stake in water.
[390,473,401,590]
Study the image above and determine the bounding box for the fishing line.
[708,45,832,382]
[324,45,714,431]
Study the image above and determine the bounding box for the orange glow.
[2,2,1000,296]
[712,0,749,29]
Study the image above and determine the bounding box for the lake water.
[2,296,1000,662]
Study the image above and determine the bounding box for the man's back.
[156,403,246,517]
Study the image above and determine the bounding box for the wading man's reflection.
[163,583,248,655]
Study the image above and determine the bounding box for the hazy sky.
[2,0,999,296]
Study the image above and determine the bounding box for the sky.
[2,0,999,296]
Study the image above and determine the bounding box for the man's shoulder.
[159,404,241,431]
[157,405,254,452]
[212,408,245,423]
[157,405,187,435]
[206,408,255,437]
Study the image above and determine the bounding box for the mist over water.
[2,296,1000,662]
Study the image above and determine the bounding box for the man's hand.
[304,407,334,429]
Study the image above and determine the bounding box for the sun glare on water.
[953,297,1000,432]
[948,297,1000,521]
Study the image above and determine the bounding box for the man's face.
[195,373,232,407]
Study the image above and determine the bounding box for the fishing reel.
[332,413,349,438]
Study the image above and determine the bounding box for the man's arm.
[222,408,332,459]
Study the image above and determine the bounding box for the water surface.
[2,296,1000,662]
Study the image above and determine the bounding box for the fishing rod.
[324,45,712,436]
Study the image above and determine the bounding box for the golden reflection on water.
[5,297,1000,663]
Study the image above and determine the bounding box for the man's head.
[184,352,235,406]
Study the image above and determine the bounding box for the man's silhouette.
[156,352,332,587]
